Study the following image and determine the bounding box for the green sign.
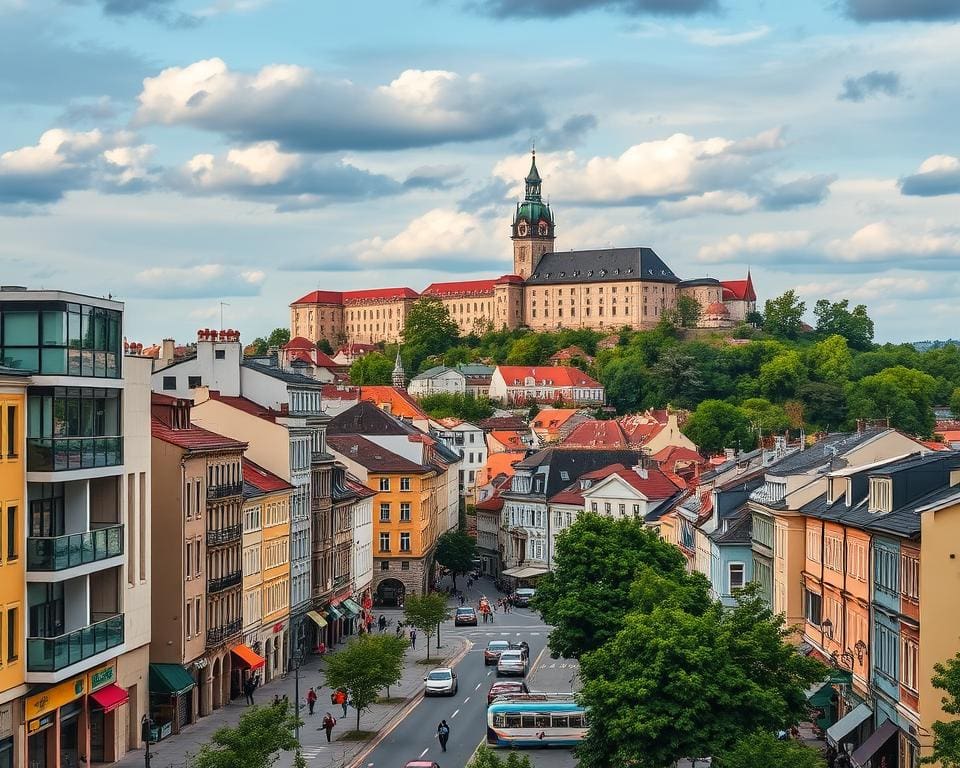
[89,665,116,691]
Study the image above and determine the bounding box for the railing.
[27,437,123,472]
[333,574,350,589]
[207,571,242,593]
[207,483,243,500]
[27,525,124,571]
[206,619,242,647]
[27,614,124,672]
[206,524,242,547]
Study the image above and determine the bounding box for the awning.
[826,702,872,747]
[851,719,900,768]
[149,663,196,697]
[340,599,362,617]
[805,678,836,709]
[231,644,266,671]
[90,684,129,713]
[326,604,344,621]
[306,610,327,628]
[501,566,550,579]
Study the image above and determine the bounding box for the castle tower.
[392,348,406,388]
[511,149,555,279]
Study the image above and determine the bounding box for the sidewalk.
[115,608,468,768]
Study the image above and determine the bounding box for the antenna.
[219,301,231,331]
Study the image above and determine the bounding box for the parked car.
[512,587,536,607]
[497,649,527,677]
[487,680,529,704]
[455,607,478,626]
[424,667,458,696]
[405,762,441,768]
[484,640,511,665]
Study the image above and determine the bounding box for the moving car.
[455,607,478,626]
[484,640,511,665]
[424,667,458,696]
[487,680,529,704]
[497,649,527,677]
[512,588,536,607]
[405,762,441,768]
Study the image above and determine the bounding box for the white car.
[424,667,458,696]
[496,650,527,677]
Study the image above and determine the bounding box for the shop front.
[304,611,327,655]
[229,645,265,700]
[325,604,344,647]
[339,599,362,634]
[24,674,87,768]
[147,664,196,738]
[0,701,19,768]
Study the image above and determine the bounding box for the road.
[352,576,579,768]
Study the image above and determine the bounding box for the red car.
[487,680,529,704]
[455,607,477,626]
[483,640,511,665]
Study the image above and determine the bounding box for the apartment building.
[429,419,485,496]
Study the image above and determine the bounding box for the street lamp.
[854,640,867,663]
[140,715,153,768]
[289,643,306,744]
[821,618,833,639]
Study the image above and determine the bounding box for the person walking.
[307,687,317,716]
[378,614,386,632]
[410,628,417,649]
[321,712,336,742]
[243,677,255,706]
[395,622,403,638]
[334,688,348,718]
[437,720,450,752]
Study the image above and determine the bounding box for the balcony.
[27,614,124,672]
[206,524,242,547]
[27,525,124,572]
[207,482,243,501]
[206,619,242,648]
[207,571,242,593]
[27,437,123,473]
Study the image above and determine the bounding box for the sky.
[2,0,960,345]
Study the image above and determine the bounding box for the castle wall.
[291,302,344,346]
[343,298,415,344]
[522,280,677,332]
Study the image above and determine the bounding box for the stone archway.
[375,578,406,607]
[211,657,222,710]
[198,664,212,718]
[221,653,232,705]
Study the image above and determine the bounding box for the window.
[380,561,389,570]
[5,506,16,561]
[728,563,745,592]
[869,478,893,513]
[803,589,822,626]
[400,503,411,521]
[874,544,898,595]
[900,554,919,600]
[590,502,597,512]
[6,607,17,662]
[379,533,390,552]
[400,533,411,551]
[215,350,226,360]
[876,624,898,680]
[162,376,176,390]
[632,504,640,517]
[401,561,410,571]
[806,528,822,563]
[400,477,410,491]
[618,504,625,517]
[824,535,843,572]
[379,503,390,522]
[188,376,201,389]
[6,404,16,457]
[379,478,390,492]
[185,601,193,638]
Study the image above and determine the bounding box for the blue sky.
[2,0,960,344]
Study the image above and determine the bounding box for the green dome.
[515,200,553,224]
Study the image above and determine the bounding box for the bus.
[486,695,587,747]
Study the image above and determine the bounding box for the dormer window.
[869,477,893,513]
[580,479,593,490]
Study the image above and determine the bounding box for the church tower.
[511,149,555,279]
[392,348,406,388]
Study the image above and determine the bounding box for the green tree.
[403,298,460,358]
[809,334,853,385]
[323,634,405,731]
[316,338,334,355]
[652,346,703,407]
[417,392,495,422]
[745,310,764,327]
[506,333,553,365]
[434,530,477,588]
[848,365,938,436]
[403,593,451,659]
[950,387,960,418]
[532,515,688,659]
[248,337,268,356]
[763,290,806,340]
[717,730,827,768]
[666,295,702,329]
[267,328,291,347]
[349,352,394,385]
[740,398,791,436]
[598,356,655,413]
[682,400,755,455]
[192,701,300,768]
[576,585,825,768]
[468,745,534,768]
[798,382,847,430]
[923,651,960,766]
[758,351,805,402]
[813,298,874,351]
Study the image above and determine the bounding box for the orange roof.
[559,420,630,448]
[359,386,429,422]
[496,366,602,389]
[489,430,526,449]
[919,440,950,451]
[532,408,581,430]
[481,451,526,483]
[650,445,706,466]
[936,431,960,444]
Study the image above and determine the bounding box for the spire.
[524,147,542,202]
[392,348,406,388]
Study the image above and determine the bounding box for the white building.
[488,366,605,406]
[408,366,466,398]
[429,419,486,495]
[347,477,374,599]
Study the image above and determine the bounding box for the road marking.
[487,670,491,676]
[475,683,482,690]
[464,696,470,703]
[451,708,460,718]
[419,748,429,758]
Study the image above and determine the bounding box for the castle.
[290,151,756,346]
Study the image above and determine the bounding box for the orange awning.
[231,644,266,670]
[90,684,129,713]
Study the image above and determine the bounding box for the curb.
[347,637,472,768]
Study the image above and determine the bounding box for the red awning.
[231,644,266,670]
[90,684,129,713]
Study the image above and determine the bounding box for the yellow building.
[0,367,27,766]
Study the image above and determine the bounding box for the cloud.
[471,0,718,19]
[655,190,758,218]
[72,0,200,27]
[131,264,265,298]
[826,221,960,265]
[194,0,272,16]
[841,0,960,22]
[796,275,940,302]
[899,155,960,196]
[457,178,513,217]
[403,164,465,190]
[56,96,118,126]
[135,58,545,152]
[680,24,770,46]
[535,114,598,150]
[837,70,902,102]
[170,141,403,211]
[760,174,836,210]
[697,231,813,263]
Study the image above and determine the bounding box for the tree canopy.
[349,352,394,385]
[848,365,938,437]
[468,745,534,768]
[403,593,451,659]
[323,634,406,730]
[763,290,806,340]
[682,400,755,455]
[402,298,460,368]
[192,701,299,768]
[716,730,827,768]
[417,392,495,422]
[814,299,874,350]
[434,530,477,587]
[923,652,960,766]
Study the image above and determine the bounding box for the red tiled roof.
[480,415,529,431]
[720,273,756,302]
[321,384,361,401]
[494,274,524,285]
[532,408,581,430]
[151,392,180,406]
[496,366,602,389]
[548,462,683,506]
[422,279,497,297]
[346,477,377,499]
[151,416,247,452]
[327,434,432,473]
[651,445,706,466]
[359,386,429,421]
[343,287,419,302]
[291,290,344,305]
[559,420,629,448]
[489,430,525,449]
[244,459,294,493]
[285,336,315,350]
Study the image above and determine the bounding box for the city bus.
[486,695,587,747]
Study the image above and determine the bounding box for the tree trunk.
[426,636,431,660]
[357,705,361,731]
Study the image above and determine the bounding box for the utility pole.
[290,642,304,744]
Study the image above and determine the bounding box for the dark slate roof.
[433,440,462,465]
[327,434,432,473]
[524,247,679,286]
[711,508,752,545]
[765,430,887,477]
[506,447,646,500]
[678,277,721,288]
[242,360,322,388]
[328,401,417,436]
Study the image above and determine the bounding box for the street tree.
[434,530,477,588]
[763,290,806,340]
[267,328,291,348]
[922,651,960,766]
[848,365,938,436]
[665,295,702,329]
[813,298,874,350]
[192,701,300,768]
[349,352,394,385]
[468,745,534,768]
[576,585,825,768]
[323,634,406,731]
[532,515,688,659]
[403,298,460,358]
[403,593,451,660]
[682,400,755,455]
[717,730,827,768]
[950,386,960,418]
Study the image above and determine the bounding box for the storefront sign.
[0,703,12,739]
[25,674,86,721]
[273,623,284,633]
[27,713,55,734]
[88,663,116,692]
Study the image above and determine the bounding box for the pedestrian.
[395,623,402,638]
[410,628,417,649]
[307,687,317,716]
[243,677,255,706]
[273,694,280,705]
[378,614,386,632]
[282,694,289,707]
[366,616,374,633]
[334,688,348,718]
[321,712,336,742]
[437,720,450,752]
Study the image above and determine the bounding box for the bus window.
[521,715,536,728]
[551,715,569,728]
[534,715,550,728]
[505,715,521,728]
[493,714,505,727]
[569,715,583,728]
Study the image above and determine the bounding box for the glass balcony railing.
[27,525,124,571]
[206,524,242,547]
[27,614,124,672]
[27,437,123,472]
[206,619,242,648]
[207,571,242,593]
[207,483,243,500]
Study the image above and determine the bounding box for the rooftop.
[496,366,602,389]
[327,434,433,474]
[525,247,678,286]
[243,459,294,495]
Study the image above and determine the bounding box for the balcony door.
[29,484,65,537]
[29,583,64,638]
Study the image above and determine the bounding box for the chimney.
[161,338,175,366]
[634,465,648,480]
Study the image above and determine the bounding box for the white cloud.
[655,190,758,218]
[682,25,771,46]
[132,264,266,298]
[826,221,960,263]
[696,230,812,263]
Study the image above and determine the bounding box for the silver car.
[496,649,527,677]
[424,667,458,696]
